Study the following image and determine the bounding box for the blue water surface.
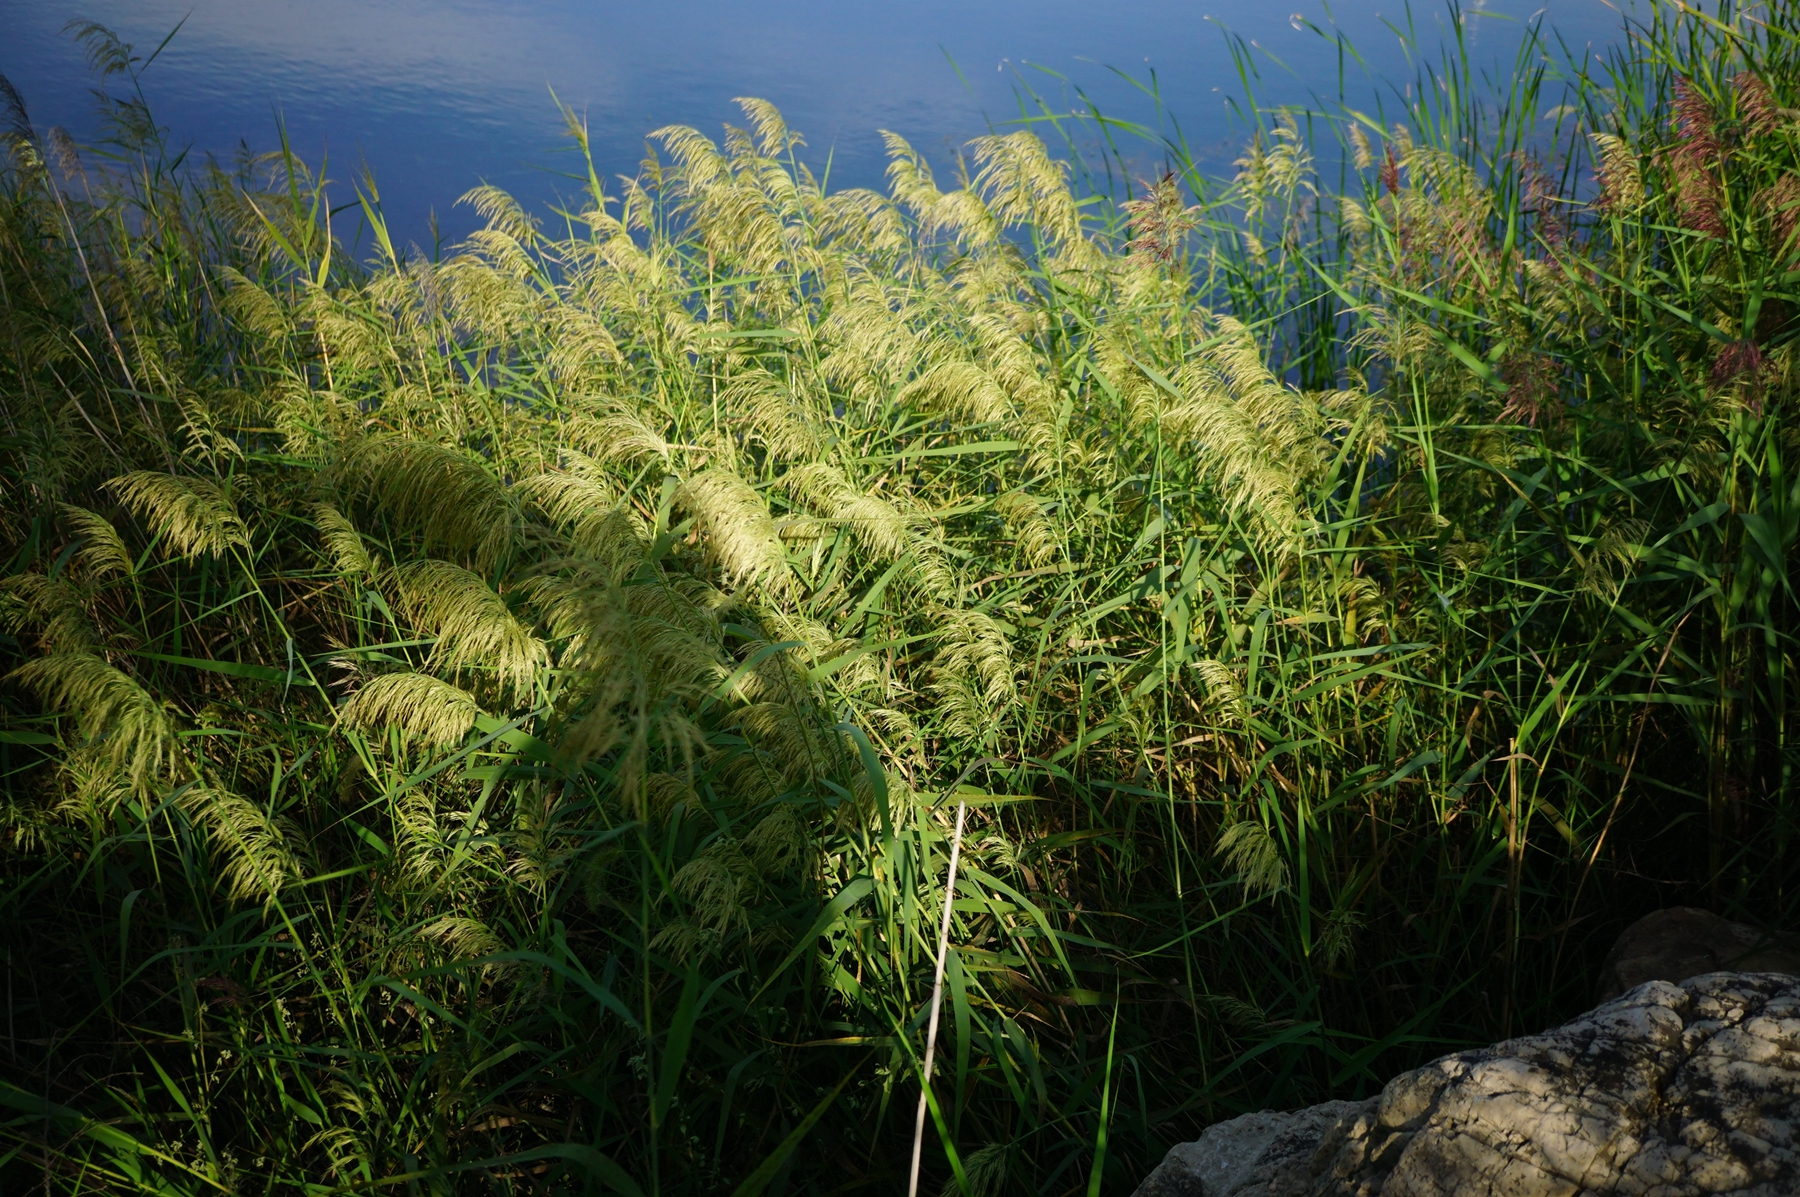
[3,0,1628,251]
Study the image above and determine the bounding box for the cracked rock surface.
[1132,1102,1369,1197]
[1131,972,1800,1197]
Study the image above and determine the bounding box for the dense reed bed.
[2,4,1797,1193]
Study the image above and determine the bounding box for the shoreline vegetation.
[2,4,1798,1193]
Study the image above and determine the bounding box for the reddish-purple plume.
[1501,352,1561,428]
[1711,338,1764,387]
[1670,78,1724,235]
[1122,171,1197,269]
[1673,78,1719,156]
[1763,174,1800,260]
[1519,154,1566,245]
[1735,72,1780,138]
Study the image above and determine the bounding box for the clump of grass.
[1,6,1797,1194]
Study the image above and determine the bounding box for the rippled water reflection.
[4,0,1625,249]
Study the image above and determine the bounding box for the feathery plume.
[1123,172,1199,269]
[1735,72,1779,138]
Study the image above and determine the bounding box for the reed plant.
[1,4,1797,1193]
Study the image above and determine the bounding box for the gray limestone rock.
[1133,1102,1369,1197]
[1133,972,1800,1197]
[1595,908,1800,1003]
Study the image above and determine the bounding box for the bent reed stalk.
[1,4,1798,1194]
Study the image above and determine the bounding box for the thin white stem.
[907,797,969,1197]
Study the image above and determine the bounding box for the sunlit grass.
[1,5,1797,1193]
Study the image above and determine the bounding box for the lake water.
[4,1,1630,251]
